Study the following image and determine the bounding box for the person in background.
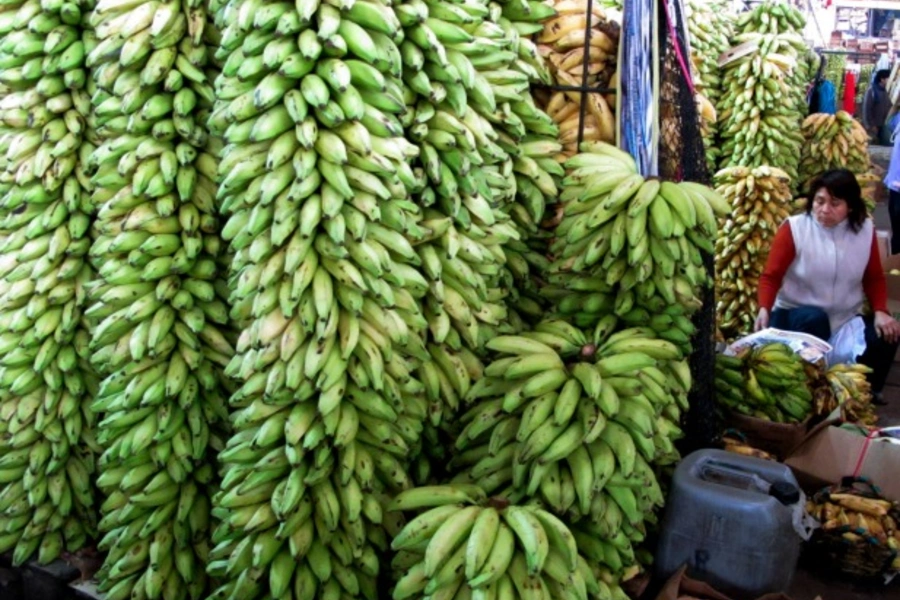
[863,69,892,145]
[885,114,900,254]
[808,56,836,115]
[754,169,900,404]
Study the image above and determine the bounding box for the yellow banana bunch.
[809,495,899,549]
[0,0,100,567]
[805,361,840,418]
[685,0,734,171]
[717,2,807,186]
[715,344,813,423]
[388,484,632,600]
[714,165,793,339]
[827,363,877,425]
[722,435,776,461]
[532,0,619,160]
[797,111,877,213]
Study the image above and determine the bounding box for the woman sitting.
[755,169,900,404]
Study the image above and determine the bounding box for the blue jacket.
[811,80,837,115]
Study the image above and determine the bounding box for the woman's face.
[812,187,849,228]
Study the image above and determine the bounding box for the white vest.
[774,214,873,334]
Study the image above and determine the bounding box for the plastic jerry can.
[655,449,804,600]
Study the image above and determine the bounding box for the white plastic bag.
[826,316,867,366]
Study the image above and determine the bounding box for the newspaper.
[723,327,833,364]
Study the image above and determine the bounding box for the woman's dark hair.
[805,169,867,232]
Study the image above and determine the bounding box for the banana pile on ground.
[717,2,807,185]
[714,165,793,340]
[807,493,900,564]
[715,344,814,423]
[722,434,776,461]
[0,0,102,566]
[83,0,233,597]
[685,0,733,172]
[798,112,877,212]
[437,320,690,596]
[540,142,730,351]
[388,485,631,600]
[532,0,620,159]
[828,363,877,425]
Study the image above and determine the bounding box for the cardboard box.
[655,566,794,600]
[785,421,900,501]
[725,412,816,461]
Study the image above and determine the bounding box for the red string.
[852,428,881,479]
[662,0,696,96]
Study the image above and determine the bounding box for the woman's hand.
[754,308,770,332]
[874,311,900,344]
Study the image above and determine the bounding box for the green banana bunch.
[84,0,231,598]
[494,0,554,85]
[446,318,687,515]
[791,49,817,115]
[0,0,101,566]
[717,1,807,187]
[396,0,562,431]
[713,166,793,340]
[685,0,734,172]
[715,343,813,423]
[824,53,847,100]
[857,64,874,103]
[208,462,389,600]
[388,484,633,600]
[486,16,560,323]
[540,142,729,350]
[206,0,447,597]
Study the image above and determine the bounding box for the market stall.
[0,0,896,599]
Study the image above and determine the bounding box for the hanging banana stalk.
[0,0,101,566]
[84,0,231,598]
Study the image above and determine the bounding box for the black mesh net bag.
[659,0,718,452]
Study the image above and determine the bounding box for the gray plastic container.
[655,449,803,600]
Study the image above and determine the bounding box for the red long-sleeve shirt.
[758,221,888,313]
